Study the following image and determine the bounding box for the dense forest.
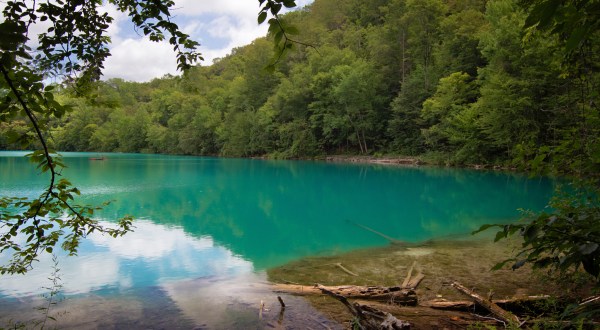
[2,0,598,173]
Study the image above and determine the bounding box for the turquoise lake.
[0,151,555,328]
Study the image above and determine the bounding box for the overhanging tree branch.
[0,0,202,274]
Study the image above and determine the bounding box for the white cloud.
[199,14,269,63]
[100,3,181,81]
[174,0,256,16]
[102,38,179,82]
[102,4,128,44]
[101,0,314,82]
[174,0,313,17]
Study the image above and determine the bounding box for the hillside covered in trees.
[2,0,598,173]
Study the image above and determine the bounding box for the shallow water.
[0,152,555,328]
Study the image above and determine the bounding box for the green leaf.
[512,259,527,270]
[472,223,499,235]
[533,257,555,269]
[274,30,284,44]
[270,3,282,15]
[578,242,599,255]
[494,229,508,242]
[0,21,28,51]
[524,0,561,29]
[491,259,511,271]
[285,26,299,35]
[523,224,541,240]
[565,25,588,52]
[258,12,268,24]
[282,0,296,8]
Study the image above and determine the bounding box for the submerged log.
[405,273,425,289]
[401,261,424,289]
[272,283,418,306]
[347,220,405,245]
[401,261,416,288]
[451,281,521,325]
[335,263,359,276]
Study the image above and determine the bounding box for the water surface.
[0,152,554,328]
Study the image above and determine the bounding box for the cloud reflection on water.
[0,220,254,298]
[0,220,338,329]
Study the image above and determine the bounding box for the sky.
[102,0,314,82]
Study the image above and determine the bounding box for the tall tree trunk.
[356,130,365,154]
[361,130,368,154]
[401,29,407,85]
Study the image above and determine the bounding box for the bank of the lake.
[267,233,594,328]
[307,153,525,171]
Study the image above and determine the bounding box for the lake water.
[0,152,555,328]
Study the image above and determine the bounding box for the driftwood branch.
[259,300,265,320]
[272,283,418,305]
[335,263,359,276]
[401,261,424,289]
[277,296,286,308]
[405,273,425,289]
[421,300,476,310]
[318,285,411,329]
[358,304,411,330]
[422,295,552,310]
[581,295,600,306]
[401,261,415,288]
[348,220,405,245]
[451,281,520,326]
[277,296,286,326]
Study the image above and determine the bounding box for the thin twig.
[270,13,319,66]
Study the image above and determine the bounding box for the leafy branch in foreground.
[258,0,317,68]
[475,189,600,281]
[0,56,133,274]
[475,0,600,285]
[0,0,199,274]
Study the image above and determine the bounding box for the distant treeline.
[2,0,598,173]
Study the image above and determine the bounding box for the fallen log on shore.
[421,295,552,311]
[451,281,521,326]
[272,283,418,305]
[318,285,411,329]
